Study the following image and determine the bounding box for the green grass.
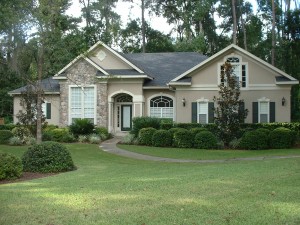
[0,144,300,225]
[118,144,300,160]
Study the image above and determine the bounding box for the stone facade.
[59,59,108,127]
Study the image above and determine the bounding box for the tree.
[214,62,248,146]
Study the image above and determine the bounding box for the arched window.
[115,94,132,102]
[150,96,174,119]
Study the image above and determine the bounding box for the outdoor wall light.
[282,97,286,106]
[182,98,186,107]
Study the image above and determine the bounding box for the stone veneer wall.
[59,59,108,127]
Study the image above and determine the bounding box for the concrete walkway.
[100,137,300,163]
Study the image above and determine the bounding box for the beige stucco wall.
[89,46,133,70]
[13,95,60,125]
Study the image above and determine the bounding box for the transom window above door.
[115,93,133,103]
[150,95,174,119]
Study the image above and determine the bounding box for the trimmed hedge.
[269,127,295,149]
[239,130,269,150]
[139,127,157,146]
[152,130,172,147]
[131,117,162,137]
[0,153,23,180]
[194,131,218,149]
[0,130,14,144]
[22,141,76,173]
[173,130,193,148]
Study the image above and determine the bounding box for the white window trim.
[68,85,97,125]
[218,55,248,88]
[196,98,209,124]
[148,93,175,120]
[258,97,270,123]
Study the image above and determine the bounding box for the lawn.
[0,144,300,225]
[118,144,300,160]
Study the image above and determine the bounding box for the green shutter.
[270,102,275,122]
[208,102,214,123]
[192,102,197,123]
[239,102,245,123]
[46,103,51,119]
[252,102,258,123]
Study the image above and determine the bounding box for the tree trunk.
[232,0,237,44]
[241,14,247,50]
[142,0,146,53]
[271,0,276,66]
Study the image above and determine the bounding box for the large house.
[9,42,299,134]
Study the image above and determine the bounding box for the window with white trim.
[220,56,247,88]
[70,86,95,123]
[150,96,173,119]
[259,101,269,123]
[197,102,209,124]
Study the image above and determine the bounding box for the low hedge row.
[138,127,219,149]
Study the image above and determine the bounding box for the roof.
[123,52,208,86]
[9,77,60,95]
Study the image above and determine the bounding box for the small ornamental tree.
[214,62,248,146]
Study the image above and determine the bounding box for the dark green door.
[121,105,132,131]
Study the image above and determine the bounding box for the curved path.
[100,137,300,163]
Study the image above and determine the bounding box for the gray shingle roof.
[9,77,60,94]
[123,52,208,86]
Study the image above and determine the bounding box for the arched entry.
[114,93,133,131]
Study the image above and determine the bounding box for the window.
[150,96,174,119]
[198,102,208,124]
[259,102,269,123]
[70,86,95,124]
[42,102,51,119]
[220,56,247,88]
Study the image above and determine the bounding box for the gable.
[170,44,298,86]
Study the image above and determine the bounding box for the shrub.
[43,124,58,132]
[138,127,157,146]
[95,126,109,140]
[11,126,32,143]
[24,137,36,145]
[69,118,95,137]
[269,127,294,149]
[49,128,70,142]
[239,130,269,150]
[194,131,218,149]
[0,124,16,131]
[168,128,187,138]
[173,129,193,148]
[0,130,14,144]
[22,141,76,173]
[256,128,270,136]
[152,130,172,147]
[190,128,208,138]
[78,135,88,143]
[131,117,161,137]
[121,133,136,144]
[88,133,101,144]
[42,131,54,141]
[9,136,23,146]
[229,138,241,149]
[0,153,23,180]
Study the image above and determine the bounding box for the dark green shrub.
[152,130,172,147]
[256,128,270,136]
[194,131,218,149]
[49,128,70,142]
[190,128,208,138]
[168,128,187,137]
[239,130,269,150]
[131,117,161,137]
[139,127,157,146]
[160,119,174,130]
[0,130,14,144]
[42,131,54,141]
[69,118,95,137]
[173,130,193,148]
[0,153,23,180]
[0,124,16,131]
[269,127,294,149]
[22,141,76,173]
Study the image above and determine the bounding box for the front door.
[121,105,132,131]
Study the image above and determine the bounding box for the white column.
[108,102,114,133]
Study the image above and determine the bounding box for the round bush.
[9,136,23,146]
[69,118,95,137]
[194,131,218,149]
[0,130,14,144]
[168,128,187,138]
[239,130,269,150]
[11,127,32,143]
[173,130,193,148]
[0,153,23,180]
[22,141,76,173]
[139,127,157,146]
[269,127,294,149]
[152,130,172,147]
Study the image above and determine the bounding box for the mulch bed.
[0,172,57,185]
